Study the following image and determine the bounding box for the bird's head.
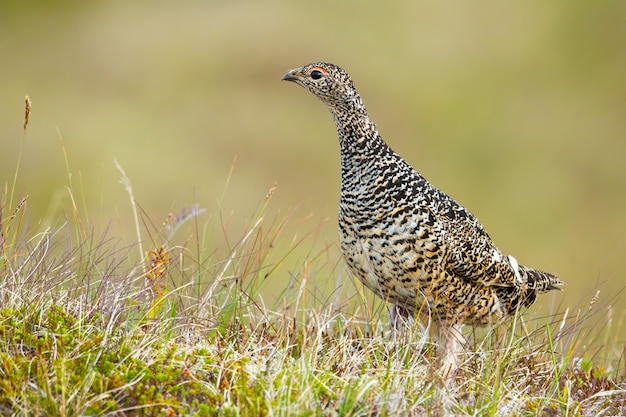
[282,62,364,114]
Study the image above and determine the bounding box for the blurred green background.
[2,1,625,341]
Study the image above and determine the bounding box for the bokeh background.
[2,2,625,342]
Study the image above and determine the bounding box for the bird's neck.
[333,111,387,158]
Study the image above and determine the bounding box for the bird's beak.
[282,70,300,82]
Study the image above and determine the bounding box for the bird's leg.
[389,304,412,333]
[439,323,466,379]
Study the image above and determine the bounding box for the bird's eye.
[310,70,323,80]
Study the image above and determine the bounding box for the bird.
[282,62,563,374]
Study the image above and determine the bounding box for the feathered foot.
[439,324,466,379]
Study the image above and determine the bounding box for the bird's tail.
[519,266,563,307]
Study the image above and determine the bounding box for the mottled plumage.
[282,62,562,371]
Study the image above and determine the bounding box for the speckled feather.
[283,62,562,327]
